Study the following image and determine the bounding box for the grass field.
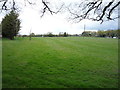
[2,37,118,88]
[0,39,2,89]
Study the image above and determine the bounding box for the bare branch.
[94,1,102,14]
[99,0,114,21]
[68,0,119,23]
[41,0,55,15]
[26,0,32,4]
[12,0,16,10]
[108,1,120,19]
[41,0,64,17]
[2,0,8,10]
[0,0,119,23]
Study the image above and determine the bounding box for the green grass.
[0,39,2,89]
[2,37,118,88]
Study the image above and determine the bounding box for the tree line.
[82,30,120,38]
[21,30,120,39]
[22,32,69,37]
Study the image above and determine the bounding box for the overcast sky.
[0,0,118,35]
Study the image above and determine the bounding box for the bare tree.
[0,0,119,23]
[0,0,16,11]
[40,0,64,17]
[67,0,120,23]
[0,0,64,16]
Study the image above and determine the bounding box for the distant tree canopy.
[30,33,35,37]
[82,31,96,37]
[63,32,68,37]
[2,10,21,40]
[82,30,119,38]
[97,30,119,38]
[59,32,68,37]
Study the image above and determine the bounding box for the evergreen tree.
[2,10,20,40]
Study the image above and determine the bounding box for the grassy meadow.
[2,37,118,88]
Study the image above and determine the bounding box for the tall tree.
[2,10,21,40]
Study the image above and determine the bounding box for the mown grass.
[0,39,2,89]
[2,37,118,88]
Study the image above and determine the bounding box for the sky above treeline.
[0,0,119,35]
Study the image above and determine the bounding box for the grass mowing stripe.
[2,37,118,88]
